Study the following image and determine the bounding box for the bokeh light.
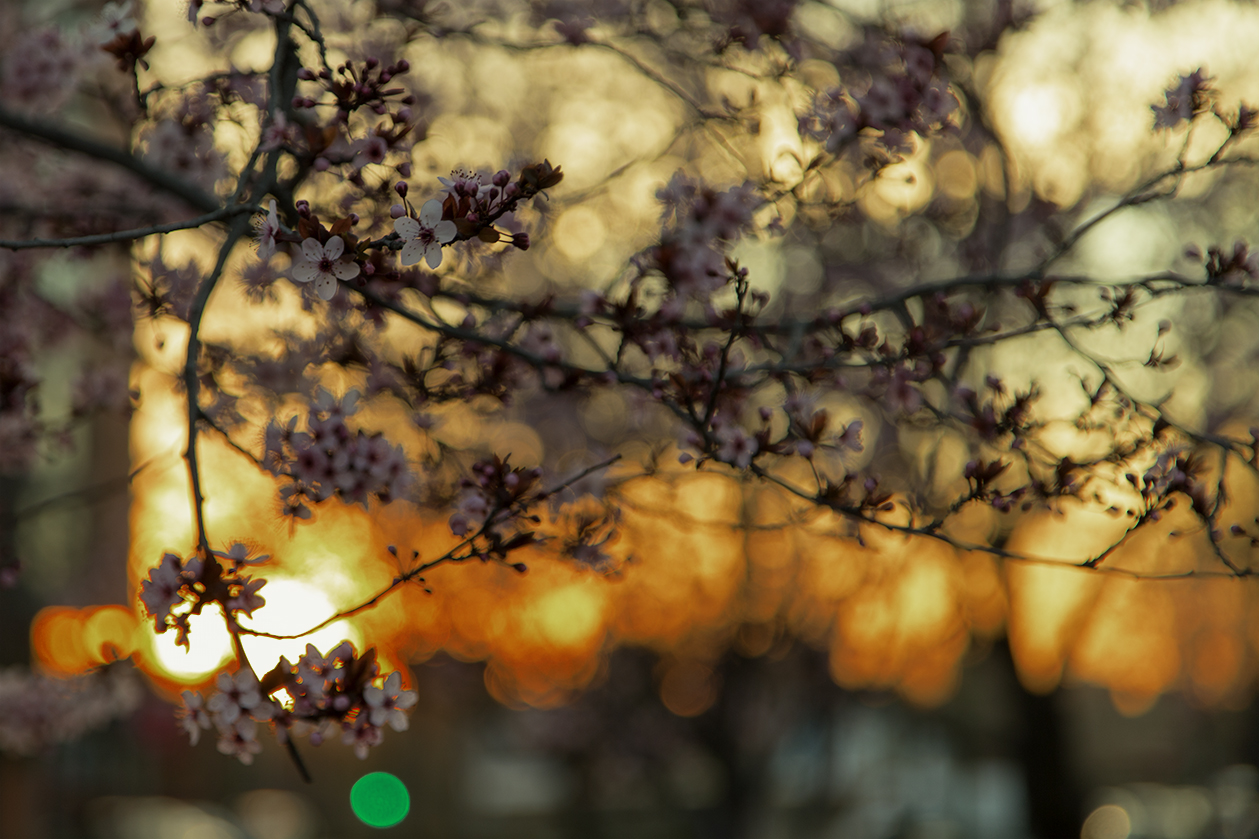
[350,772,410,829]
[1081,804,1132,839]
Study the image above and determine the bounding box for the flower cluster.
[263,389,410,516]
[138,545,268,648]
[1,26,81,113]
[1133,448,1211,520]
[448,457,546,562]
[140,109,226,192]
[430,162,561,248]
[1151,68,1213,130]
[711,0,798,51]
[179,643,417,763]
[799,30,957,155]
[652,174,760,300]
[0,666,142,757]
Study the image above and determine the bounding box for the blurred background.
[8,0,1259,836]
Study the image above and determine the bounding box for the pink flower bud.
[390,204,405,218]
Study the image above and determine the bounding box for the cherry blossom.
[292,236,359,300]
[179,690,213,745]
[138,552,201,628]
[217,716,263,764]
[206,669,267,727]
[2,27,81,113]
[254,200,281,260]
[93,1,138,46]
[212,542,271,568]
[1152,69,1212,129]
[226,576,267,617]
[364,671,418,731]
[394,200,456,269]
[342,717,384,759]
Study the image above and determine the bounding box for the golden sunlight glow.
[149,605,233,681]
[1004,83,1075,149]
[236,579,361,674]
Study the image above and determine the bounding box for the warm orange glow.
[32,605,138,675]
[118,369,1259,716]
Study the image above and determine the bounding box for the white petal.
[291,262,319,283]
[332,260,359,280]
[419,199,443,227]
[400,240,423,266]
[315,274,336,300]
[394,216,419,239]
[434,220,457,244]
[324,235,344,259]
[424,243,443,270]
[300,238,324,262]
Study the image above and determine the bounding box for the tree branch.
[0,104,220,213]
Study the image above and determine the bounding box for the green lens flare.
[350,772,410,828]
